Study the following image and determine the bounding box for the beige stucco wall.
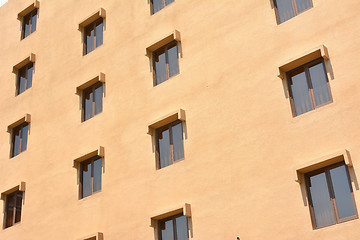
[1,0,360,239]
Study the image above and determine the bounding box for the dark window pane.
[168,43,179,78]
[172,122,184,162]
[18,68,27,95]
[13,127,21,157]
[158,128,171,169]
[330,165,356,220]
[309,62,331,107]
[84,89,93,121]
[15,193,22,223]
[290,71,312,115]
[23,15,31,38]
[154,48,167,85]
[161,219,175,240]
[26,65,33,89]
[295,0,312,14]
[276,0,295,23]
[5,194,15,228]
[165,0,174,6]
[86,25,95,54]
[175,216,188,240]
[95,20,103,48]
[81,161,92,198]
[152,0,163,14]
[93,158,102,193]
[94,84,103,115]
[21,124,28,152]
[309,172,335,228]
[31,11,37,33]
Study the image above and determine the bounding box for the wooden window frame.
[16,62,33,95]
[21,8,37,39]
[79,156,102,199]
[4,190,23,229]
[152,40,179,86]
[82,81,103,122]
[158,213,188,240]
[286,58,332,117]
[11,122,29,158]
[274,0,313,24]
[83,18,103,55]
[304,162,358,229]
[150,0,174,15]
[155,120,184,169]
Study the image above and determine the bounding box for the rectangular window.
[274,0,312,24]
[22,9,37,39]
[84,18,103,55]
[156,120,184,169]
[153,40,179,86]
[80,156,102,199]
[83,82,103,121]
[151,0,174,14]
[11,122,29,158]
[305,162,358,229]
[158,214,188,240]
[4,191,23,228]
[17,62,33,95]
[287,58,332,116]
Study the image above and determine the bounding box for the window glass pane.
[26,65,33,89]
[23,15,31,38]
[93,158,102,193]
[295,0,312,14]
[168,43,179,78]
[152,0,163,14]
[81,161,92,198]
[172,122,184,162]
[165,0,174,6]
[175,215,188,240]
[154,48,167,85]
[20,124,28,152]
[86,25,95,54]
[330,165,356,220]
[15,193,22,223]
[84,89,93,121]
[158,128,171,169]
[31,11,37,33]
[290,71,312,116]
[276,0,295,23]
[6,194,15,227]
[94,84,103,115]
[13,127,21,157]
[95,20,103,48]
[309,62,331,107]
[309,172,336,228]
[18,68,27,95]
[160,219,175,240]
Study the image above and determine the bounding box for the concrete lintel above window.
[7,113,31,133]
[73,146,104,168]
[145,30,181,57]
[150,203,191,227]
[147,109,186,135]
[78,8,106,31]
[76,72,105,95]
[78,232,103,240]
[12,53,36,73]
[0,182,26,200]
[278,45,329,79]
[17,0,39,20]
[295,149,352,183]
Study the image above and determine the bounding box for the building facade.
[0,0,360,239]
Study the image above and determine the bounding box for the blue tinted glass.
[175,216,188,240]
[94,84,103,115]
[290,71,312,116]
[165,0,174,6]
[276,0,295,23]
[26,65,33,89]
[172,122,184,161]
[152,0,163,14]
[86,25,94,54]
[158,128,171,168]
[168,43,179,78]
[20,124,28,152]
[18,68,27,94]
[161,219,174,240]
[81,162,92,198]
[154,49,167,85]
[84,89,93,121]
[12,128,21,157]
[31,11,37,33]
[93,158,102,193]
[95,21,103,48]
[309,62,331,107]
[295,0,312,14]
[23,16,31,38]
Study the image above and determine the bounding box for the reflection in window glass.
[309,63,331,107]
[80,157,102,199]
[172,122,184,161]
[159,214,188,240]
[275,0,312,24]
[81,161,92,198]
[153,41,179,86]
[83,82,103,121]
[22,9,37,39]
[158,128,171,169]
[11,123,29,158]
[95,21,103,48]
[154,48,167,85]
[168,43,179,78]
[84,18,103,55]
[93,158,102,193]
[17,63,34,95]
[290,71,312,116]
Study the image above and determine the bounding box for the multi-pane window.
[305,162,358,229]
[274,0,312,24]
[4,191,23,228]
[287,58,332,116]
[151,0,174,14]
[158,214,188,240]
[80,156,102,199]
[84,18,103,55]
[11,123,29,158]
[17,63,33,95]
[156,120,184,169]
[22,9,37,39]
[153,41,179,86]
[83,82,103,121]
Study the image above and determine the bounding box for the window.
[11,122,29,158]
[156,120,184,169]
[274,0,312,24]
[287,58,332,116]
[158,214,188,240]
[80,156,102,199]
[84,18,103,55]
[21,9,37,39]
[16,62,33,95]
[305,162,358,229]
[79,232,104,240]
[82,82,103,121]
[151,0,174,14]
[4,191,23,228]
[153,40,179,86]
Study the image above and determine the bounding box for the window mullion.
[173,218,178,240]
